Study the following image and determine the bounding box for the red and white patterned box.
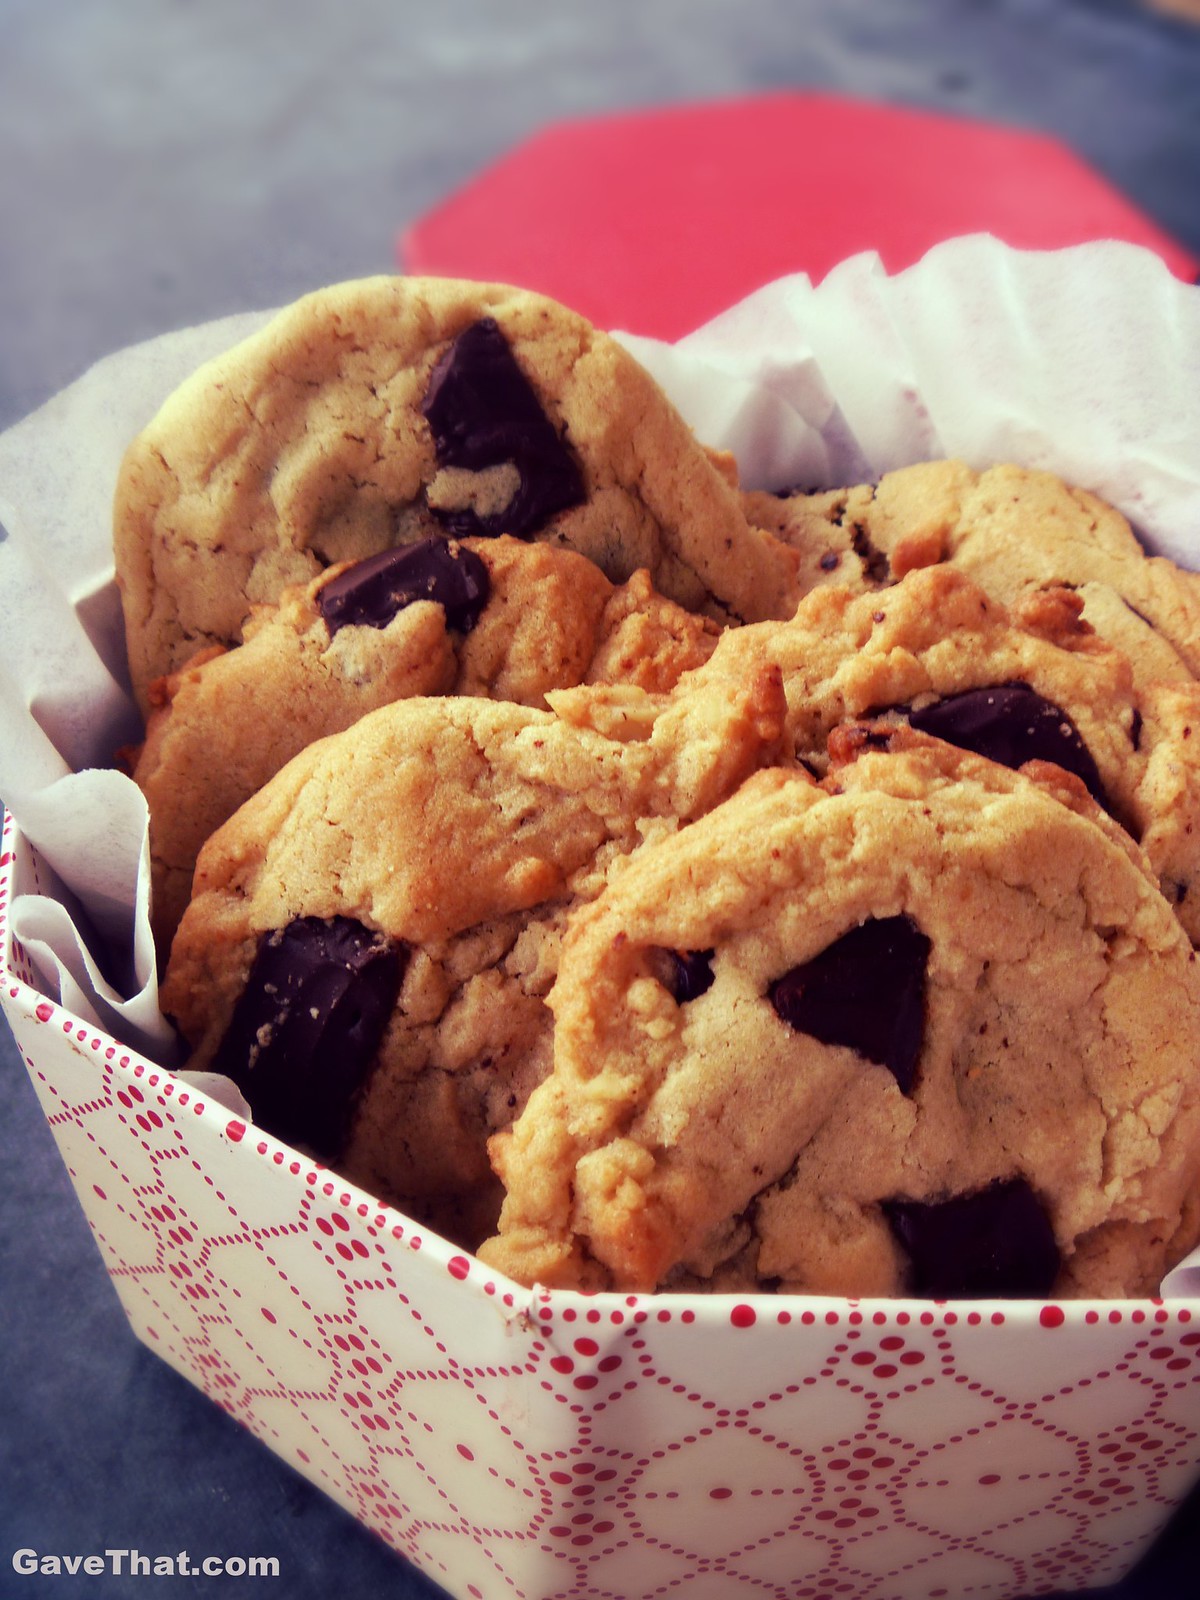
[6,809,1200,1600]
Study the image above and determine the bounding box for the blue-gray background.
[2,2,1200,1596]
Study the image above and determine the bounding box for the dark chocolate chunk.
[882,1177,1061,1298]
[422,317,586,538]
[907,683,1110,810]
[213,916,406,1159]
[768,915,930,1094]
[318,538,490,635]
[658,947,716,1003]
[849,522,891,584]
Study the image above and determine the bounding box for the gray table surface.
[3,3,1200,1596]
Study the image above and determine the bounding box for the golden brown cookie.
[688,564,1200,940]
[481,736,1200,1298]
[160,666,786,1246]
[753,461,1200,690]
[132,535,720,956]
[114,275,802,713]
[741,483,880,597]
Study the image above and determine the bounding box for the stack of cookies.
[114,275,1200,1301]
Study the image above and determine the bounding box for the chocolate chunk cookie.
[740,483,880,597]
[755,461,1200,691]
[160,666,786,1245]
[480,737,1200,1297]
[132,536,719,956]
[114,275,801,712]
[690,565,1200,940]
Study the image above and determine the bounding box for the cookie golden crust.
[132,536,720,957]
[114,274,800,713]
[755,460,1200,691]
[741,482,881,596]
[1130,681,1200,947]
[480,742,1200,1299]
[679,563,1200,940]
[702,563,1142,799]
[160,667,786,1244]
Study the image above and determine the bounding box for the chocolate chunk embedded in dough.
[768,915,930,1093]
[908,683,1109,810]
[422,317,586,538]
[883,1178,1061,1298]
[657,947,716,1003]
[212,916,407,1159]
[318,539,490,635]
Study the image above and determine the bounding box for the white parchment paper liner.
[2,235,1199,1279]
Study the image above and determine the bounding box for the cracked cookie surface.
[480,737,1200,1298]
[132,536,720,956]
[114,274,801,712]
[695,561,1200,945]
[755,460,1200,691]
[160,666,786,1245]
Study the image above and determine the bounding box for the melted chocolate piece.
[768,915,930,1094]
[883,1178,1061,1298]
[318,538,490,635]
[213,916,406,1159]
[659,947,716,1003]
[422,317,586,538]
[907,683,1109,810]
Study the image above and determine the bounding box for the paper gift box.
[4,237,1200,1599]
